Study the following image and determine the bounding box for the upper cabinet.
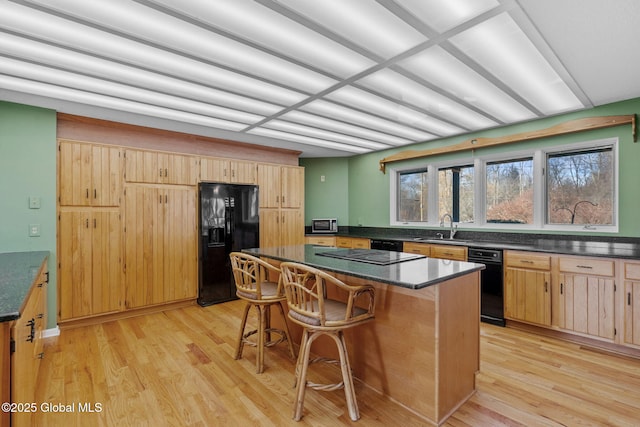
[124,149,198,185]
[200,157,256,184]
[59,140,122,206]
[257,164,304,209]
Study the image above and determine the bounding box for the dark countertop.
[0,251,49,323]
[243,245,484,290]
[308,229,640,259]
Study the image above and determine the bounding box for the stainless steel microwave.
[311,218,338,233]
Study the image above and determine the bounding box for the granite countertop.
[309,230,640,259]
[0,251,49,323]
[244,245,484,290]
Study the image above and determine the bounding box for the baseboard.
[42,326,60,338]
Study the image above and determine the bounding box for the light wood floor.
[34,300,640,426]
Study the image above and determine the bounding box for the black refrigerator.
[198,183,259,306]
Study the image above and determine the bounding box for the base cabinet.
[504,267,551,326]
[624,262,640,347]
[9,258,48,427]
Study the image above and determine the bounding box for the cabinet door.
[124,186,164,308]
[91,211,122,315]
[257,164,281,208]
[430,244,467,261]
[259,209,281,248]
[200,157,229,182]
[59,141,92,206]
[125,149,164,183]
[91,145,122,206]
[624,280,640,346]
[231,160,256,184]
[403,242,430,256]
[163,187,197,302]
[58,210,93,320]
[164,153,198,185]
[557,274,615,340]
[281,209,305,246]
[504,267,551,325]
[281,166,304,208]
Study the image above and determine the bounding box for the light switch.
[320,175,325,182]
[29,196,41,209]
[29,224,41,237]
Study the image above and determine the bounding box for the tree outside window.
[486,158,534,224]
[438,165,474,223]
[398,169,428,222]
[546,147,613,225]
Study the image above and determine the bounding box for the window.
[390,137,617,232]
[485,158,533,224]
[546,146,613,225]
[397,168,428,222]
[438,165,474,223]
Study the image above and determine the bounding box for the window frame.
[390,137,619,233]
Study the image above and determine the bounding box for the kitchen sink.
[411,237,470,245]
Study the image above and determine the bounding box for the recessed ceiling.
[1,0,639,157]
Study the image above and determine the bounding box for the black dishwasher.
[370,239,403,252]
[467,247,505,326]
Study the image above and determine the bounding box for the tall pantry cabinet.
[58,139,304,325]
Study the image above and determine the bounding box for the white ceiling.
[1,0,639,157]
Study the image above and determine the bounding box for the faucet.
[439,213,457,240]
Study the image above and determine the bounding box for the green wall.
[0,101,58,329]
[300,157,350,225]
[303,97,640,237]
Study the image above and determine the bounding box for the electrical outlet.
[29,196,41,209]
[29,224,41,237]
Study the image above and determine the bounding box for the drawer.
[505,252,551,270]
[430,245,466,261]
[625,262,640,280]
[559,256,615,277]
[351,237,370,249]
[335,237,352,248]
[403,242,431,256]
[306,236,336,247]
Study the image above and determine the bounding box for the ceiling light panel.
[449,12,584,114]
[0,33,284,117]
[15,0,337,93]
[326,86,464,136]
[148,0,375,78]
[248,127,370,154]
[396,47,536,123]
[276,0,426,58]
[260,120,391,151]
[399,0,499,33]
[0,2,308,105]
[0,74,249,131]
[357,67,501,130]
[0,56,264,124]
[280,110,412,146]
[302,100,434,142]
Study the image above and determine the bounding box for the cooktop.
[316,248,425,265]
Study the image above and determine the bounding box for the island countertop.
[243,244,484,290]
[0,251,49,323]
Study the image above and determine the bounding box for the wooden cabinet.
[336,236,370,249]
[124,149,198,185]
[623,261,640,347]
[200,157,256,184]
[429,244,467,261]
[504,251,551,326]
[306,236,336,246]
[59,140,122,206]
[555,256,616,340]
[123,185,198,309]
[403,242,431,256]
[257,164,304,247]
[58,209,122,321]
[10,258,47,427]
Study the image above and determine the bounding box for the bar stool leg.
[334,331,359,421]
[293,329,314,421]
[275,301,296,360]
[234,302,251,360]
[257,304,267,374]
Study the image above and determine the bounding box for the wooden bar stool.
[230,252,295,374]
[280,262,375,421]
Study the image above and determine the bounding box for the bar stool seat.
[230,252,295,374]
[280,262,375,421]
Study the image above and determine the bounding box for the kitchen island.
[244,245,485,426]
